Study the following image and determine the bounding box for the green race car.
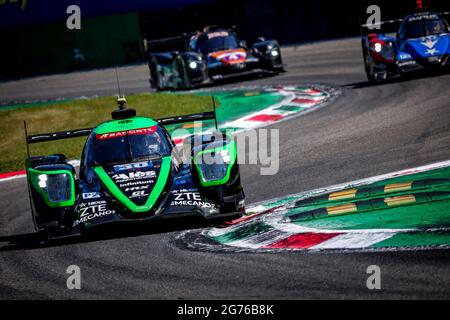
[25,98,245,238]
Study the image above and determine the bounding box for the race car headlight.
[195,150,229,181]
[38,174,48,188]
[189,61,198,69]
[374,42,383,53]
[196,160,228,183]
[28,168,76,207]
[194,141,237,187]
[270,50,279,57]
[45,173,73,202]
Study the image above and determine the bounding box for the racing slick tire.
[364,52,376,82]
[149,59,164,91]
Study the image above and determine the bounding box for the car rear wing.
[157,111,217,126]
[25,126,93,145]
[360,10,450,36]
[23,122,93,157]
[24,98,218,156]
[360,18,403,36]
[145,33,194,54]
[157,96,218,128]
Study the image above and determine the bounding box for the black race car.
[146,26,285,90]
[25,98,245,239]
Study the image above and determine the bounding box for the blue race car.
[361,11,450,82]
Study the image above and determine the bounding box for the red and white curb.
[221,87,329,130]
[203,160,450,251]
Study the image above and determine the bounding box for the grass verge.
[0,93,213,174]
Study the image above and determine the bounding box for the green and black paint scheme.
[25,101,245,238]
[146,26,284,90]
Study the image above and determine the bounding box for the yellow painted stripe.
[384,195,416,206]
[327,203,358,215]
[384,182,412,193]
[244,91,261,97]
[329,189,357,201]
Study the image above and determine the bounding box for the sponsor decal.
[171,190,216,209]
[421,37,438,49]
[425,48,439,55]
[420,36,440,55]
[408,14,439,22]
[82,192,100,199]
[112,171,157,183]
[118,179,155,188]
[96,126,157,140]
[129,190,149,199]
[211,49,247,64]
[207,31,229,39]
[399,53,412,60]
[113,161,152,172]
[125,185,149,192]
[175,178,188,186]
[73,200,115,227]
[398,60,417,67]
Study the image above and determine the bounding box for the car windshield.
[91,126,170,165]
[403,19,447,38]
[195,31,239,54]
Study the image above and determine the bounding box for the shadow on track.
[0,217,223,252]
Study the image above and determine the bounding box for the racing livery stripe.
[246,114,284,122]
[263,232,341,249]
[223,228,290,249]
[309,232,395,249]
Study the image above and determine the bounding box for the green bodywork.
[94,156,172,213]
[28,168,76,208]
[94,117,158,134]
[93,117,172,213]
[194,140,237,187]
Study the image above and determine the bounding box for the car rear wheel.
[149,60,164,91]
[364,53,377,82]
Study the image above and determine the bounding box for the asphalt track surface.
[1,38,450,299]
